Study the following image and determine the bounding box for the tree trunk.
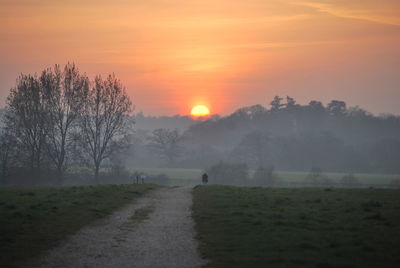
[56,167,63,186]
[57,138,66,185]
[1,152,8,185]
[33,147,42,181]
[0,162,6,185]
[94,164,100,184]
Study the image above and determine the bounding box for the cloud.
[296,1,400,26]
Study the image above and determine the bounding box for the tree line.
[128,96,400,174]
[1,64,399,185]
[184,96,400,173]
[0,64,133,185]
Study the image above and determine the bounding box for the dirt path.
[30,187,206,268]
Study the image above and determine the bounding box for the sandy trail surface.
[30,187,206,268]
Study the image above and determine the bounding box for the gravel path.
[30,187,206,268]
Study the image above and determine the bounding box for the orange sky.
[1,0,400,115]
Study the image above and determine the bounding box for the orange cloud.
[296,1,400,26]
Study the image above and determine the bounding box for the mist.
[2,87,399,188]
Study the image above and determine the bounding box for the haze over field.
[1,0,400,115]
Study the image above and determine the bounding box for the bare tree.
[41,64,89,184]
[5,74,49,178]
[0,127,16,184]
[147,128,182,166]
[79,74,133,183]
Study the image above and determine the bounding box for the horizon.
[0,93,397,118]
[133,96,400,117]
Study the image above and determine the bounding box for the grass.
[192,185,400,267]
[0,183,158,268]
[277,171,398,186]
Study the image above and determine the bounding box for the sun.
[190,105,210,118]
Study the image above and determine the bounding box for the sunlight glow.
[191,105,210,117]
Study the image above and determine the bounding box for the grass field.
[129,167,399,187]
[278,171,398,186]
[192,185,400,267]
[0,184,158,268]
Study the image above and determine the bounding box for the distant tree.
[253,165,278,187]
[41,63,89,184]
[284,96,300,133]
[340,173,359,187]
[327,100,346,116]
[107,143,132,183]
[347,106,369,117]
[5,74,49,178]
[304,167,335,186]
[285,96,296,109]
[147,128,182,166]
[206,162,249,185]
[233,105,266,120]
[181,143,222,168]
[79,74,134,183]
[68,130,91,168]
[232,131,270,167]
[369,138,400,174]
[304,166,324,185]
[270,96,284,111]
[0,127,16,184]
[308,100,325,112]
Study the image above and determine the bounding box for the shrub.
[206,162,249,185]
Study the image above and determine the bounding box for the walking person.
[140,173,147,184]
[202,173,208,185]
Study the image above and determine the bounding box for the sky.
[1,0,399,116]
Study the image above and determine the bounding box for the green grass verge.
[0,184,158,268]
[277,171,398,185]
[192,185,400,267]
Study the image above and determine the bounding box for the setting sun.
[190,105,210,118]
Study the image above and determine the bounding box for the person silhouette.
[139,173,146,184]
[202,173,209,185]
